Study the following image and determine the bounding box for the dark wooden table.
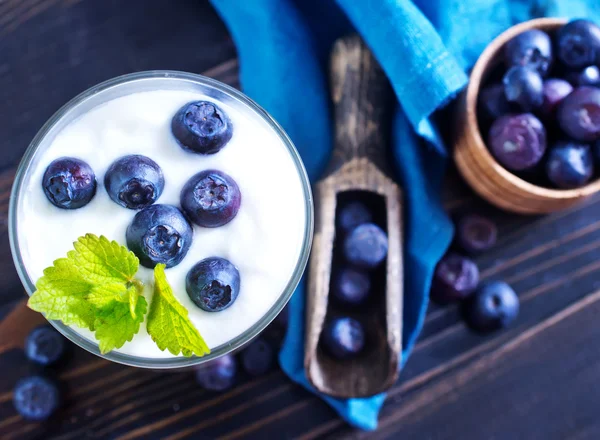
[2,2,600,439]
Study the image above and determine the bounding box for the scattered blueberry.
[186,257,241,312]
[181,169,241,228]
[556,19,600,69]
[488,113,546,171]
[195,354,237,391]
[478,84,512,120]
[540,79,573,117]
[337,201,373,233]
[332,268,371,306]
[126,204,193,268]
[456,214,498,254]
[13,376,60,421]
[567,65,600,87]
[504,29,553,76]
[42,157,96,209]
[104,155,164,209]
[431,253,479,304]
[321,317,365,360]
[546,141,594,189]
[25,326,65,366]
[503,66,544,111]
[557,86,600,141]
[465,281,519,332]
[172,101,233,154]
[241,337,274,376]
[343,223,388,270]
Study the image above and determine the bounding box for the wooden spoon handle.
[327,34,394,174]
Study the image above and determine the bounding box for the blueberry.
[186,257,240,312]
[42,157,96,209]
[556,19,600,69]
[343,223,388,270]
[488,113,546,171]
[25,325,65,366]
[431,253,479,304]
[540,79,573,117]
[465,281,519,332]
[557,87,600,141]
[478,84,512,120]
[567,66,600,87]
[241,337,274,376]
[503,66,544,111]
[546,141,594,189]
[181,170,241,228]
[456,214,498,254]
[504,29,553,76]
[13,376,60,421]
[332,268,371,306]
[172,101,233,154]
[195,354,237,391]
[321,317,365,360]
[126,204,193,268]
[337,202,372,233]
[104,155,164,209]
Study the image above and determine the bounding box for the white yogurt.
[16,86,307,358]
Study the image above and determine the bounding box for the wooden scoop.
[304,35,403,398]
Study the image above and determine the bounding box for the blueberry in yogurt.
[104,155,164,209]
[42,157,96,209]
[172,101,233,154]
[186,257,240,312]
[126,204,193,268]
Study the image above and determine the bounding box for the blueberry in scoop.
[456,214,498,254]
[343,223,388,270]
[186,257,240,312]
[42,157,96,209]
[104,155,164,209]
[321,316,365,360]
[337,201,372,233]
[465,281,519,333]
[478,84,512,120]
[556,19,600,69]
[546,141,594,189]
[557,86,600,141]
[332,267,371,306]
[431,253,479,304]
[502,66,544,111]
[25,325,66,366]
[504,29,553,76]
[13,376,61,421]
[540,79,573,117]
[172,101,233,154]
[126,204,193,268]
[488,113,546,171]
[195,354,237,391]
[241,337,274,376]
[181,169,241,228]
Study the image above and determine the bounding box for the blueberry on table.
[13,376,61,421]
[502,66,544,111]
[332,267,371,306]
[25,325,65,366]
[126,204,193,268]
[556,19,600,69]
[431,253,479,304]
[104,155,164,209]
[321,317,365,360]
[488,113,546,171]
[42,157,96,209]
[343,223,388,270]
[541,79,573,117]
[172,101,233,154]
[546,141,594,189]
[557,87,600,141]
[478,84,512,120]
[465,281,519,332]
[186,257,240,312]
[567,66,600,87]
[504,29,553,76]
[195,354,237,391]
[181,169,241,228]
[241,337,274,376]
[456,214,498,254]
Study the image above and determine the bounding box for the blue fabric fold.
[209,0,600,431]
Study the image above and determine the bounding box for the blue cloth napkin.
[210,0,600,431]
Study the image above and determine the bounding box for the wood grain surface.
[2,1,600,439]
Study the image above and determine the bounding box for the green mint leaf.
[94,297,148,354]
[147,264,210,357]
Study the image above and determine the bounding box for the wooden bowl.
[454,17,600,214]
